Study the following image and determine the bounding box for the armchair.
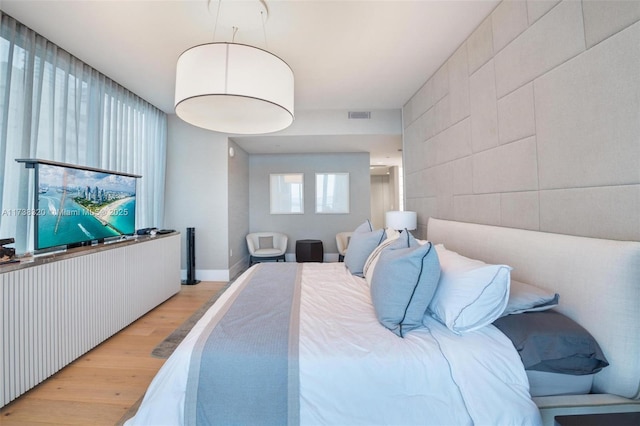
[246,232,288,265]
[336,231,353,262]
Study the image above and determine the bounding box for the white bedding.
[127,262,541,425]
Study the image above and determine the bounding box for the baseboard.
[229,257,249,280]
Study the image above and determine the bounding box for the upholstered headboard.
[427,218,640,400]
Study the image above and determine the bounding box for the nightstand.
[554,411,640,426]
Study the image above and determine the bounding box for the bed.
[126,218,640,425]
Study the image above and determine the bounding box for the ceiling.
[0,0,499,171]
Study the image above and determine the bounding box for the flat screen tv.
[32,161,138,251]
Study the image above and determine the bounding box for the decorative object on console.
[0,238,16,263]
[385,210,417,231]
[136,227,157,235]
[174,0,294,134]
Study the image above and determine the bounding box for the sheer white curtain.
[0,12,167,253]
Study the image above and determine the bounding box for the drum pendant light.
[174,1,294,134]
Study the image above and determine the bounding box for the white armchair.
[336,231,353,262]
[246,232,288,265]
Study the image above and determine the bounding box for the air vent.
[348,111,371,119]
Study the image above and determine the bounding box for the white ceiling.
[1,0,499,170]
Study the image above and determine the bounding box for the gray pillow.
[344,220,385,277]
[370,233,441,337]
[493,310,609,375]
[258,236,274,249]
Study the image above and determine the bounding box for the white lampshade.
[385,211,417,231]
[175,42,294,135]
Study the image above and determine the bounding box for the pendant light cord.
[209,0,269,45]
[261,10,268,49]
[209,0,222,41]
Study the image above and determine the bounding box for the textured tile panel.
[492,0,529,53]
[436,117,472,166]
[540,186,640,241]
[497,83,535,145]
[535,22,640,189]
[472,136,539,194]
[453,194,501,225]
[583,0,640,48]
[422,163,453,198]
[452,156,473,196]
[437,195,454,219]
[500,191,540,231]
[494,0,585,98]
[402,102,413,128]
[469,60,499,153]
[448,43,471,124]
[405,171,422,199]
[467,16,494,74]
[434,95,451,136]
[526,0,560,26]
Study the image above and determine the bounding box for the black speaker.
[182,227,200,285]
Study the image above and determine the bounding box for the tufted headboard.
[427,218,640,400]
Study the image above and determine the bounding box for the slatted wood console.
[0,233,181,407]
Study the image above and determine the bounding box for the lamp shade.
[175,42,294,134]
[385,211,417,231]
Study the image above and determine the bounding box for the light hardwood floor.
[0,280,227,426]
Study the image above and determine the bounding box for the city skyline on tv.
[36,163,137,250]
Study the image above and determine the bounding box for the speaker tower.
[182,227,200,285]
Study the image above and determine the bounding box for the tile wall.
[403,0,640,241]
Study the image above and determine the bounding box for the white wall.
[370,166,402,229]
[249,153,370,259]
[165,106,402,278]
[403,0,640,241]
[164,115,230,280]
[370,174,391,229]
[275,109,402,136]
[227,140,250,279]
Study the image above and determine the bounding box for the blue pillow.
[344,220,386,277]
[370,234,441,337]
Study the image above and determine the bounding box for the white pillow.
[501,280,559,316]
[363,228,400,286]
[428,245,511,334]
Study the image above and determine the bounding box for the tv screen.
[35,162,137,250]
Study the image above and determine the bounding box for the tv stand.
[0,232,180,407]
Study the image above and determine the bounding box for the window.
[0,14,167,253]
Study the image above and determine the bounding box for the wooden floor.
[0,280,227,426]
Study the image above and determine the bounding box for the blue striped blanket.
[184,262,302,425]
